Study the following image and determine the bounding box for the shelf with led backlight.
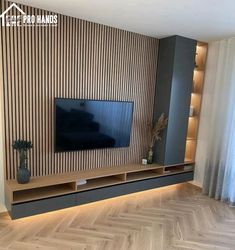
[186,137,196,141]
[185,41,208,162]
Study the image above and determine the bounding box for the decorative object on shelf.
[12,140,33,184]
[164,170,171,174]
[189,106,195,117]
[142,158,148,165]
[76,179,87,186]
[184,165,194,171]
[147,148,154,164]
[147,113,168,164]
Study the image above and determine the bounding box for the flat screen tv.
[55,98,134,152]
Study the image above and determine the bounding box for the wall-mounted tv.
[55,98,134,152]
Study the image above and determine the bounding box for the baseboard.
[0,204,7,214]
[188,180,202,188]
[0,211,8,217]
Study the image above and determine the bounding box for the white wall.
[193,43,217,187]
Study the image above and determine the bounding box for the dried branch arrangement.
[149,113,168,148]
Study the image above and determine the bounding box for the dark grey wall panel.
[153,36,176,163]
[153,36,196,165]
[10,171,193,219]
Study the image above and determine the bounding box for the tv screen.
[55,98,134,152]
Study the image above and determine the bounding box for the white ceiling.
[13,0,235,42]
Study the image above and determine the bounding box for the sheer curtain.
[203,38,235,205]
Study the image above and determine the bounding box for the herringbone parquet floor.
[0,183,235,250]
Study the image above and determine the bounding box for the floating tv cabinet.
[5,162,194,219]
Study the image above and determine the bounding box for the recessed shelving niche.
[185,42,208,162]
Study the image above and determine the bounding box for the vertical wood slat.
[0,0,158,180]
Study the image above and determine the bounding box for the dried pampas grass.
[150,113,168,148]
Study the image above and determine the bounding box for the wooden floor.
[0,183,235,250]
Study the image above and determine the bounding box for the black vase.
[17,167,30,184]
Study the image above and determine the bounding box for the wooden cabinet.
[5,162,194,219]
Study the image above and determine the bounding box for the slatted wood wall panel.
[0,1,158,180]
